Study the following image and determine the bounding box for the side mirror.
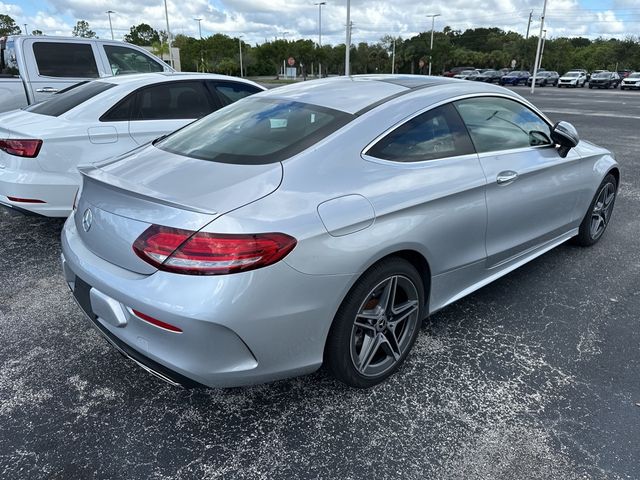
[551,121,579,158]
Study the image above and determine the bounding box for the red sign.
[288,56,295,66]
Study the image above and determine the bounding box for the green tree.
[32,29,44,36]
[124,24,160,46]
[72,20,96,38]
[0,14,21,36]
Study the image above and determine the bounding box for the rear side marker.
[7,196,46,203]
[131,309,183,333]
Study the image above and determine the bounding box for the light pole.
[106,11,115,40]
[163,0,174,69]
[539,29,547,70]
[194,18,203,72]
[345,0,351,75]
[23,24,28,35]
[530,0,548,94]
[426,14,440,76]
[238,35,244,77]
[314,2,326,78]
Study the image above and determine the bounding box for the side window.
[133,81,213,121]
[454,97,552,153]
[100,93,135,122]
[366,104,475,163]
[33,42,98,78]
[210,81,262,105]
[103,45,164,75]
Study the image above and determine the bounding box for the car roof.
[96,72,264,89]
[258,74,520,115]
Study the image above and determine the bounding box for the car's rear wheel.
[574,173,617,246]
[325,257,424,388]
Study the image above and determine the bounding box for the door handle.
[496,171,519,185]
[36,87,59,93]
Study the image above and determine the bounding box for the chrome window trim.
[361,92,555,164]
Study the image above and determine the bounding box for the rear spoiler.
[78,166,218,215]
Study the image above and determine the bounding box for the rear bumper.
[61,215,354,388]
[0,167,78,217]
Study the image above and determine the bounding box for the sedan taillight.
[0,139,42,158]
[133,225,297,275]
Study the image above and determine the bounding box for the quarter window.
[103,45,164,75]
[33,42,98,78]
[366,104,475,162]
[455,97,552,153]
[133,81,213,120]
[209,81,263,105]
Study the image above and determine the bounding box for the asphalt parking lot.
[1,85,639,479]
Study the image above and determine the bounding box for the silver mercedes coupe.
[61,75,619,388]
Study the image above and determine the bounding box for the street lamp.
[238,35,244,77]
[23,24,28,35]
[106,11,114,40]
[345,0,351,75]
[314,2,326,78]
[163,0,174,69]
[195,18,203,72]
[531,0,548,94]
[539,29,547,70]
[426,14,440,76]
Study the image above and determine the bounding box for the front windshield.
[156,98,353,165]
[565,72,579,77]
[593,73,610,79]
[627,73,640,78]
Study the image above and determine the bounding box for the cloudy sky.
[3,0,639,44]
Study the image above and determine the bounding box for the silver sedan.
[61,75,619,388]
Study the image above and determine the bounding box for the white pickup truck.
[0,35,173,113]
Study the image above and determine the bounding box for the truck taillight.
[0,139,42,158]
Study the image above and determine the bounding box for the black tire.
[589,85,593,89]
[325,257,425,388]
[574,173,618,247]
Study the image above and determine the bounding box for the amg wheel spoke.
[378,276,397,314]
[389,300,419,327]
[354,316,377,332]
[382,328,402,361]
[358,333,382,373]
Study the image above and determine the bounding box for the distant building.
[141,46,181,72]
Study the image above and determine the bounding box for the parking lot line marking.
[542,109,640,120]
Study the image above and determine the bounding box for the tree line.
[2,14,639,76]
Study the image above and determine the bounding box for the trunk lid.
[74,144,283,274]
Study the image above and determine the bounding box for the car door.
[454,96,584,268]
[128,80,220,145]
[23,39,101,103]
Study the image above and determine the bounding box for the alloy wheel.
[590,182,616,240]
[349,275,420,377]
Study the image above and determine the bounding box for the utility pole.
[391,38,396,74]
[106,11,114,40]
[530,0,548,94]
[23,24,28,35]
[525,10,533,39]
[345,0,352,76]
[314,2,326,78]
[163,0,174,69]
[426,14,441,76]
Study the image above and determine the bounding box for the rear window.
[0,40,19,76]
[156,98,353,165]
[33,42,99,78]
[24,81,115,117]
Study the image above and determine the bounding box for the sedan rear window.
[24,81,115,117]
[156,98,353,165]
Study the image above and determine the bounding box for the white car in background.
[0,73,265,217]
[557,71,587,88]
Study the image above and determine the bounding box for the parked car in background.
[60,75,619,389]
[454,69,481,80]
[617,70,632,79]
[620,72,640,90]
[558,71,587,88]
[0,73,265,217]
[588,71,621,89]
[0,35,173,113]
[500,70,530,86]
[443,66,475,77]
[526,71,559,87]
[474,70,503,83]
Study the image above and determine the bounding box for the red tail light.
[133,225,297,275]
[0,139,42,158]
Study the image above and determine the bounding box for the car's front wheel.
[325,257,424,388]
[574,173,618,246]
